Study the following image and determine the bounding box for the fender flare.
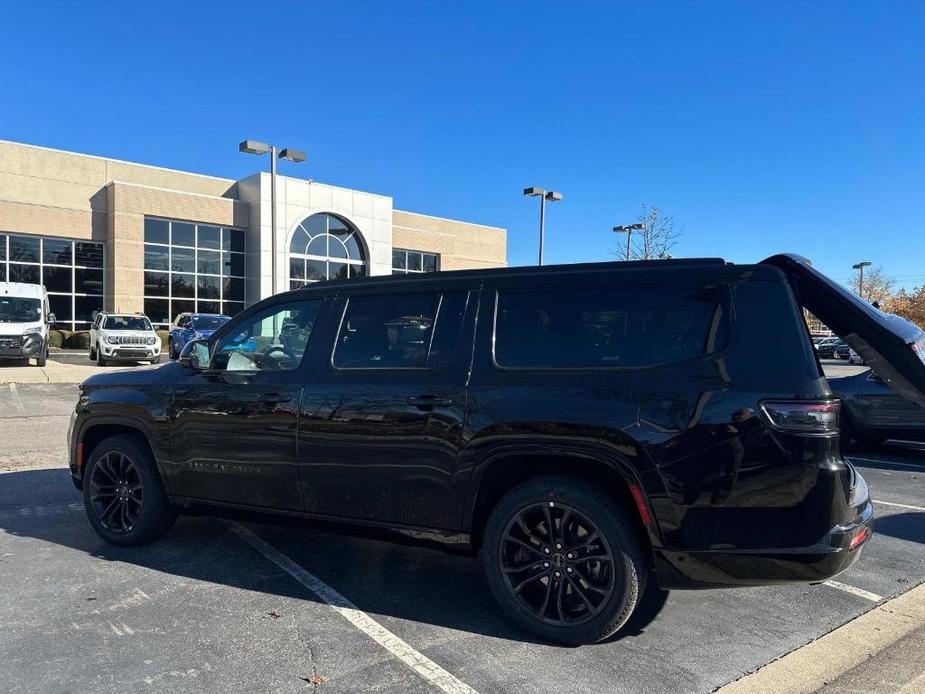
[461,440,665,549]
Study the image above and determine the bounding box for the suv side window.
[92,313,103,330]
[211,300,322,372]
[333,292,465,369]
[494,284,730,369]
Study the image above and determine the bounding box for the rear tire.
[481,475,648,645]
[82,434,177,546]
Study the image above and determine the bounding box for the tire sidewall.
[82,435,174,546]
[481,477,646,645]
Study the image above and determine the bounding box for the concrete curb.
[716,581,925,693]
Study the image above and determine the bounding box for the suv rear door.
[762,254,925,407]
[297,280,479,529]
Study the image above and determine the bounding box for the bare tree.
[849,265,894,304]
[616,204,680,260]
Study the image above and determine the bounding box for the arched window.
[288,213,367,289]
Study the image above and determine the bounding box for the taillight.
[849,526,871,551]
[759,400,839,434]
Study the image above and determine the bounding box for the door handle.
[407,395,454,408]
[257,392,292,404]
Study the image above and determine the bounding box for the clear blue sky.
[2,2,923,288]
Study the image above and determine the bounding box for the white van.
[0,282,53,367]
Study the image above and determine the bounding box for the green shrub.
[156,330,169,349]
[47,330,72,348]
[65,331,91,350]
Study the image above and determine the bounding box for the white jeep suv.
[89,312,161,366]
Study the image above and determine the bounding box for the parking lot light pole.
[523,187,563,266]
[239,140,306,295]
[852,261,872,299]
[612,223,645,261]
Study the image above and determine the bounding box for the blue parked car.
[167,313,230,360]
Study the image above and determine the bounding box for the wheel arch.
[465,449,662,555]
[75,418,162,485]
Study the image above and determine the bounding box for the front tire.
[35,345,47,367]
[168,339,177,360]
[96,342,107,366]
[82,434,177,546]
[481,475,648,645]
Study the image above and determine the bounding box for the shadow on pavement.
[873,512,925,545]
[0,467,669,647]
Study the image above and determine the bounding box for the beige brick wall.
[391,210,506,271]
[0,141,248,314]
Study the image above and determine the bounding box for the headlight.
[22,327,42,336]
[107,336,120,344]
[147,336,157,345]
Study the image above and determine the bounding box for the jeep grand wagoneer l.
[67,254,925,644]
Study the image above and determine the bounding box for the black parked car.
[818,339,845,358]
[67,254,925,645]
[834,343,852,360]
[832,370,925,446]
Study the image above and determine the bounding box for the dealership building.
[0,140,507,329]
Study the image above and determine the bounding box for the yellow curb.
[717,581,925,693]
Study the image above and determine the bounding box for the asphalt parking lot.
[0,361,922,693]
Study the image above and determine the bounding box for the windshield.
[0,297,42,323]
[192,315,229,331]
[103,315,152,331]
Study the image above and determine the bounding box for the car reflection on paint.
[831,369,925,446]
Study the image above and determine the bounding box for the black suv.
[67,254,925,645]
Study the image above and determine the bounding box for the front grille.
[0,336,24,349]
[114,335,148,345]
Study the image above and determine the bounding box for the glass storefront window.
[143,217,246,327]
[0,235,104,330]
[392,249,440,275]
[288,213,367,289]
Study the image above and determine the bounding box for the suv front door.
[167,297,329,510]
[297,283,478,529]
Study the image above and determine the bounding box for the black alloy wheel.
[482,475,648,645]
[82,434,177,546]
[88,450,144,535]
[499,501,615,626]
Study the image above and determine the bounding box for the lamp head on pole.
[279,148,306,163]
[239,139,271,156]
[523,186,546,197]
[852,261,872,270]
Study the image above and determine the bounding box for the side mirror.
[47,313,56,325]
[178,339,210,370]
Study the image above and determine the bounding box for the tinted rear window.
[494,285,729,369]
[192,315,229,331]
[333,292,467,369]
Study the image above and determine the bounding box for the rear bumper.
[654,472,873,589]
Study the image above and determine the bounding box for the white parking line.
[7,383,24,413]
[232,524,478,694]
[823,580,882,602]
[873,499,925,513]
[847,456,923,471]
